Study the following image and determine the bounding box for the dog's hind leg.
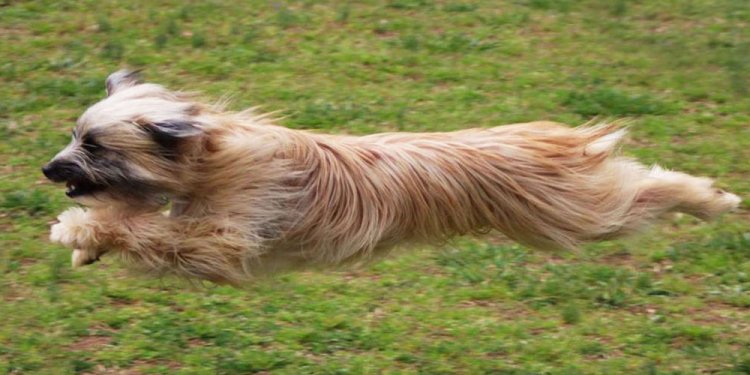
[639,166,740,220]
[577,126,741,234]
[601,164,741,239]
[508,124,741,246]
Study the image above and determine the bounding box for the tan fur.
[46,71,741,285]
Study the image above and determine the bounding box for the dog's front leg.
[51,207,251,284]
[50,206,165,267]
[50,207,113,267]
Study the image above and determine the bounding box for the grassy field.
[1,0,750,373]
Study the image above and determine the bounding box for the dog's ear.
[106,70,143,96]
[145,120,203,149]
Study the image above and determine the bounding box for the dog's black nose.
[42,163,56,180]
[41,164,54,179]
[42,160,79,182]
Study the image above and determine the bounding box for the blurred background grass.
[1,0,749,373]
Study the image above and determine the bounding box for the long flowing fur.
[45,75,741,285]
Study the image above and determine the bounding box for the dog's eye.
[82,136,101,153]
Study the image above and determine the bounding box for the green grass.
[1,0,749,373]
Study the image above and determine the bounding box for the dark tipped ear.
[145,121,203,149]
[106,69,143,96]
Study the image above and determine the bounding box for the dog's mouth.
[65,179,106,198]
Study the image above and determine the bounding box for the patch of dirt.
[19,258,37,267]
[2,286,25,302]
[82,360,181,375]
[651,260,674,274]
[82,365,141,375]
[108,296,136,307]
[626,304,660,316]
[0,219,15,233]
[686,303,749,326]
[88,323,119,334]
[188,338,208,348]
[69,336,112,351]
[342,270,381,282]
[683,274,707,283]
[481,234,517,247]
[131,360,181,371]
[599,251,639,268]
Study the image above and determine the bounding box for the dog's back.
[266,121,739,268]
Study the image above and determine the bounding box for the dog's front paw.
[50,207,99,250]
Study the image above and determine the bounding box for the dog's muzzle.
[42,160,81,182]
[42,160,105,197]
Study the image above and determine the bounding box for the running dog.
[43,71,741,284]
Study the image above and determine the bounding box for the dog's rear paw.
[715,189,742,213]
[72,249,100,268]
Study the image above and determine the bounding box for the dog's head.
[42,70,205,208]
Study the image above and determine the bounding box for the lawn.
[1,0,749,373]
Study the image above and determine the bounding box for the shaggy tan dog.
[43,71,741,285]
